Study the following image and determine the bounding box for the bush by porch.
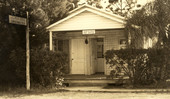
[105,48,170,87]
[9,48,69,88]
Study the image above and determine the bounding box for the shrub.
[105,48,170,87]
[10,47,68,88]
[31,48,68,87]
[9,48,26,84]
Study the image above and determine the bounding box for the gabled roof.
[47,4,125,30]
[69,4,125,20]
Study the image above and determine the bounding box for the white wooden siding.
[53,29,126,75]
[50,11,124,31]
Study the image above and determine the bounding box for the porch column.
[128,32,131,45]
[49,31,53,51]
[143,36,147,49]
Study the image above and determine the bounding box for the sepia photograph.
[0,0,170,99]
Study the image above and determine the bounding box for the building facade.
[47,4,126,75]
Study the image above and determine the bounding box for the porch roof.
[47,4,126,32]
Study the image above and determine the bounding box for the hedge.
[105,48,170,86]
[9,48,69,88]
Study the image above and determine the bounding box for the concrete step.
[64,78,129,86]
[63,74,129,86]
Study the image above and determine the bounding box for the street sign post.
[26,12,30,90]
[9,14,30,90]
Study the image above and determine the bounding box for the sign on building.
[82,29,95,35]
[9,15,27,26]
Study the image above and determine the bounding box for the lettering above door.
[82,29,95,35]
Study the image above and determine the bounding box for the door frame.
[90,37,105,74]
[89,36,105,75]
[69,36,105,75]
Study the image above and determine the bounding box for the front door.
[71,39,86,74]
[96,38,104,73]
[91,38,104,74]
[90,38,97,74]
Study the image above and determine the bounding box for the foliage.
[125,0,170,48]
[10,48,69,88]
[76,0,141,17]
[9,48,26,84]
[31,48,69,87]
[71,0,140,17]
[105,48,170,86]
[0,0,71,85]
[86,0,103,8]
[0,0,71,49]
[108,0,141,17]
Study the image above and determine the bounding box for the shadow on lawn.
[0,85,69,98]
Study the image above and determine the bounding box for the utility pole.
[26,11,30,90]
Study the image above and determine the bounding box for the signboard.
[82,29,95,35]
[9,15,27,26]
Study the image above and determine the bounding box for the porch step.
[64,79,127,84]
[64,80,108,86]
[63,75,129,86]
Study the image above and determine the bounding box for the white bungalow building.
[46,4,127,76]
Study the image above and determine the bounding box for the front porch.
[49,29,126,76]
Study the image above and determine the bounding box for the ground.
[0,92,170,99]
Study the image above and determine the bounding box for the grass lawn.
[0,86,170,99]
[0,83,170,99]
[0,91,170,99]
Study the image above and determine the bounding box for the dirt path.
[0,92,170,99]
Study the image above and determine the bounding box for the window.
[120,39,127,49]
[53,40,69,52]
[53,40,57,51]
[58,40,63,51]
[97,45,104,58]
[97,38,104,42]
[97,38,104,58]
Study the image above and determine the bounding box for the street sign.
[9,15,27,26]
[82,29,95,35]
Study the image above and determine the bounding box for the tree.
[0,0,27,85]
[28,0,71,47]
[125,0,170,48]
[0,0,71,48]
[75,0,140,17]
[0,0,71,85]
[108,0,141,17]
